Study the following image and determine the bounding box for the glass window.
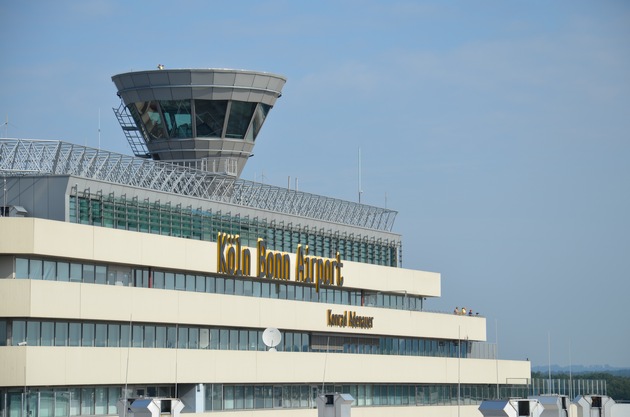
[234,386,244,409]
[219,329,229,350]
[238,330,248,350]
[120,324,130,347]
[68,322,81,346]
[144,325,155,348]
[199,328,210,349]
[43,260,56,280]
[160,99,192,139]
[11,320,26,346]
[95,266,107,284]
[195,99,228,138]
[273,386,282,408]
[54,390,69,417]
[70,263,82,282]
[212,384,223,411]
[81,387,94,415]
[263,386,273,408]
[254,386,265,409]
[16,258,29,279]
[133,100,167,140]
[153,271,165,289]
[234,279,244,295]
[185,274,195,292]
[156,326,166,348]
[26,321,40,346]
[206,276,215,293]
[178,326,188,349]
[83,264,95,283]
[57,262,70,282]
[41,321,54,346]
[253,281,261,297]
[287,284,295,300]
[261,282,270,298]
[82,323,94,346]
[166,325,176,348]
[226,101,257,139]
[210,329,219,350]
[243,280,253,296]
[132,324,143,347]
[29,259,43,280]
[165,272,175,290]
[245,385,254,409]
[175,273,185,290]
[108,387,119,414]
[108,324,120,347]
[0,321,7,346]
[229,329,238,350]
[217,277,226,294]
[188,327,199,349]
[250,103,271,141]
[224,386,234,410]
[95,387,107,415]
[248,330,258,351]
[284,333,293,352]
[225,278,234,294]
[196,275,205,292]
[39,391,54,417]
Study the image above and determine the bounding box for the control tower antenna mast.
[358,147,363,204]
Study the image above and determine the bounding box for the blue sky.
[1,0,629,368]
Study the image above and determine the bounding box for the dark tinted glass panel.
[0,321,7,346]
[132,101,167,140]
[250,103,271,141]
[160,100,192,138]
[226,101,256,139]
[195,100,228,137]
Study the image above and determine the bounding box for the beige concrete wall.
[0,218,439,297]
[0,279,485,340]
[0,345,529,388]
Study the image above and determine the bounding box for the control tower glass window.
[248,103,271,142]
[160,100,192,139]
[226,101,257,139]
[132,101,167,140]
[195,100,228,138]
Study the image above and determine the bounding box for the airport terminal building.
[1,68,532,417]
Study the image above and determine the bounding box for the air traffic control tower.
[112,68,286,178]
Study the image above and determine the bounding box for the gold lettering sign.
[217,233,344,293]
[326,309,374,329]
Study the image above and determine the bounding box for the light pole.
[18,341,27,417]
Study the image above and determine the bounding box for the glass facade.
[0,380,606,417]
[1,318,490,360]
[69,191,399,267]
[9,256,424,312]
[129,99,271,143]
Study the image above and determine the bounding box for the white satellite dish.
[262,327,282,351]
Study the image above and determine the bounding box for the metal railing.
[0,138,398,231]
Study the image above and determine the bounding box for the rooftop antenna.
[262,327,281,352]
[98,108,101,150]
[495,319,499,399]
[358,147,363,203]
[547,331,552,394]
[2,115,17,138]
[2,177,6,216]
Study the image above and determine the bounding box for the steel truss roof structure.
[0,139,397,231]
